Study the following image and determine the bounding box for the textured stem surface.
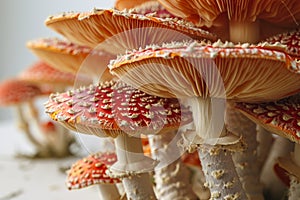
[198,147,247,200]
[112,134,157,200]
[148,132,197,200]
[98,184,121,200]
[226,105,263,199]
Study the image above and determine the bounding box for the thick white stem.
[98,184,121,200]
[187,97,246,199]
[148,132,197,200]
[112,134,157,200]
[256,126,274,171]
[260,136,294,199]
[198,147,247,200]
[226,105,264,199]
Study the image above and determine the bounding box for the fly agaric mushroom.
[18,61,91,92]
[235,94,300,199]
[45,80,193,200]
[0,78,51,156]
[26,38,115,82]
[109,39,300,199]
[45,8,216,55]
[157,0,300,43]
[67,152,122,200]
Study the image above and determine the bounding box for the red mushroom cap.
[130,1,177,18]
[45,81,192,137]
[235,94,300,144]
[45,9,216,53]
[0,79,42,106]
[109,40,300,102]
[265,29,300,59]
[66,152,120,190]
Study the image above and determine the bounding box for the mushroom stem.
[112,134,157,200]
[148,131,198,200]
[15,104,43,149]
[229,20,260,43]
[256,126,274,171]
[188,97,247,199]
[226,104,264,199]
[97,184,121,200]
[198,146,246,200]
[260,136,294,199]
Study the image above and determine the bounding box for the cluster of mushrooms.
[3,0,300,199]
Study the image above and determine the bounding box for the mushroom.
[67,152,122,200]
[0,78,48,156]
[157,0,299,42]
[26,37,115,82]
[235,94,300,199]
[45,8,216,55]
[44,80,193,200]
[109,39,300,199]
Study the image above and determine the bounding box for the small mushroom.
[45,80,193,200]
[27,38,115,82]
[67,152,122,200]
[235,94,300,199]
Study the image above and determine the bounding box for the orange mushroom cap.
[158,0,300,28]
[45,9,216,54]
[109,40,300,102]
[27,38,115,80]
[0,79,42,106]
[45,80,192,138]
[66,152,121,190]
[115,0,154,10]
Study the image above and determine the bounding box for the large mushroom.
[26,38,115,82]
[235,94,300,199]
[44,80,193,200]
[109,39,300,199]
[157,0,300,42]
[45,8,217,55]
[66,152,122,200]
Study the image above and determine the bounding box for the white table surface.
[0,119,115,200]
